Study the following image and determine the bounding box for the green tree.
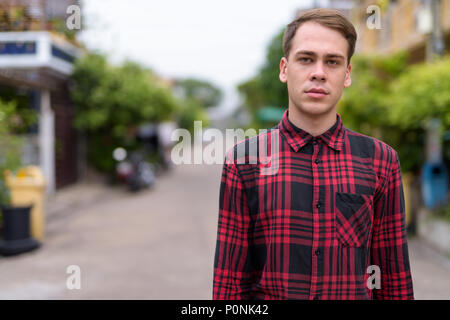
[237,76,264,124]
[238,28,288,128]
[175,98,209,134]
[388,57,450,131]
[0,85,37,134]
[387,56,450,172]
[258,29,288,110]
[0,99,25,205]
[339,52,409,132]
[71,53,181,172]
[338,52,427,173]
[174,78,223,109]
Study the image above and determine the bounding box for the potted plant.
[0,98,39,255]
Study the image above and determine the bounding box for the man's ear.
[279,57,288,83]
[344,63,352,88]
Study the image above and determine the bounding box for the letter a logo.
[366,265,381,290]
[66,265,81,290]
[66,5,81,30]
[366,5,381,30]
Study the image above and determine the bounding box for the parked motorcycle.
[113,147,156,192]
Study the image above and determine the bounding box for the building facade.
[351,0,450,63]
[0,0,83,193]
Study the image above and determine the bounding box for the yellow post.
[5,166,46,241]
[402,172,413,227]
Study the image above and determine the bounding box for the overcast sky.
[78,0,324,113]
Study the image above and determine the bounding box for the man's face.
[279,21,352,117]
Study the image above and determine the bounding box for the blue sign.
[421,162,448,209]
[0,41,36,54]
[51,45,75,63]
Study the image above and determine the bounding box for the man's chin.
[292,102,334,117]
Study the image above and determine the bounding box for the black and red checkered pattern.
[213,110,414,300]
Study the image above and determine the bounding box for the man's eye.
[299,57,312,63]
[328,60,338,65]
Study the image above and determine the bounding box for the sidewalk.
[46,181,124,218]
[0,165,221,299]
[408,236,450,299]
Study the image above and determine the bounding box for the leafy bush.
[71,54,181,172]
[237,28,287,129]
[174,78,223,109]
[339,52,409,133]
[338,52,427,173]
[0,99,25,206]
[176,98,210,134]
[388,57,450,131]
[432,202,450,222]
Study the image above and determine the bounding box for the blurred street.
[0,163,449,299]
[1,0,450,303]
[0,164,221,299]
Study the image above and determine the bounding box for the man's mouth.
[305,88,329,98]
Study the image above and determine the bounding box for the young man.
[213,8,414,300]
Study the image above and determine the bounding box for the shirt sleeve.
[213,160,254,299]
[371,150,414,300]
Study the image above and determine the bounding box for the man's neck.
[288,105,337,137]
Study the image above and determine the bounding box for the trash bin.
[0,205,40,256]
[5,166,46,241]
[421,162,448,209]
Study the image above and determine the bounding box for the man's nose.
[310,62,326,82]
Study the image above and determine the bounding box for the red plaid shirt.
[213,110,414,300]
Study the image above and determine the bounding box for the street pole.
[425,0,445,164]
[421,0,448,213]
[427,0,445,61]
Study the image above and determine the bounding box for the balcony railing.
[0,0,80,40]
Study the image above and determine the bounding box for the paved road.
[0,164,221,299]
[0,163,449,299]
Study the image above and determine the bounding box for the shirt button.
[315,249,321,256]
[314,158,320,164]
[316,202,321,208]
[312,139,318,145]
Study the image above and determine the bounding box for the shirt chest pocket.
[334,192,374,248]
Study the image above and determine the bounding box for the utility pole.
[427,0,445,61]
[421,0,448,212]
[425,0,445,164]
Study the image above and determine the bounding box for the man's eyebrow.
[294,50,345,60]
[325,53,345,60]
[294,50,316,57]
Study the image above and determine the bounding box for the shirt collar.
[278,109,346,152]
